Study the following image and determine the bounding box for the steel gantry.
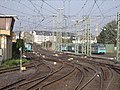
[117,12,120,61]
[86,17,91,56]
[75,20,79,54]
[64,18,68,49]
[52,15,56,51]
[82,16,91,56]
[56,8,63,51]
[82,17,87,55]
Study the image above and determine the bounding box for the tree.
[97,20,117,44]
[12,39,24,59]
[16,39,24,49]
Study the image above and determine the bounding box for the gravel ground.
[0,68,35,88]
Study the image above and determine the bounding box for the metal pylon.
[82,17,87,55]
[117,12,120,61]
[86,17,91,56]
[65,18,68,49]
[52,15,55,50]
[56,9,63,51]
[56,31,60,51]
[75,21,79,54]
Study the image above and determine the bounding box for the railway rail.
[0,44,120,90]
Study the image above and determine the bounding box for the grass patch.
[1,59,30,68]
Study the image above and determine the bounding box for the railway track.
[0,44,120,90]
[0,58,52,90]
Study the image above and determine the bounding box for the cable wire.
[75,0,88,17]
[0,4,32,16]
[94,0,105,18]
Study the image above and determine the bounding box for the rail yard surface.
[0,44,120,90]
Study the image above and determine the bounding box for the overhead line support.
[117,12,120,62]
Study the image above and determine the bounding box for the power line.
[31,1,56,14]
[28,0,45,19]
[0,4,32,16]
[2,0,119,1]
[13,0,39,14]
[75,0,88,17]
[103,3,120,14]
[87,1,96,17]
[42,0,59,13]
[94,0,105,18]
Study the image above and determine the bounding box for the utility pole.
[19,23,23,72]
[19,47,22,72]
[117,12,120,61]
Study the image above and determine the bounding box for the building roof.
[35,30,52,36]
[0,15,17,18]
[0,15,16,30]
[34,30,75,37]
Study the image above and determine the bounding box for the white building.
[72,35,97,44]
[31,30,56,44]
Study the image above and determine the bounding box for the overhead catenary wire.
[0,1,47,30]
[31,2,56,14]
[0,0,119,32]
[75,0,88,17]
[2,0,119,1]
[94,0,105,18]
[92,0,106,13]
[28,0,45,21]
[13,0,38,14]
[41,0,59,13]
[103,3,120,14]
[0,4,33,16]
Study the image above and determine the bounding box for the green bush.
[1,59,29,68]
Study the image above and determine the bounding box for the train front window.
[98,47,105,50]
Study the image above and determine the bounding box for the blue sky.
[0,0,120,35]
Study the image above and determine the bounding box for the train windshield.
[98,46,105,50]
